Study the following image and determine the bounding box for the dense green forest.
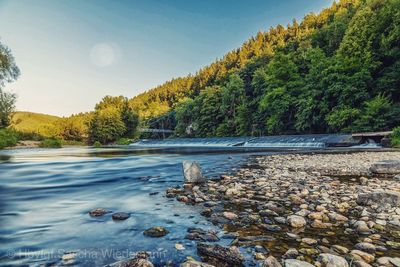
[131,0,400,137]
[1,0,400,146]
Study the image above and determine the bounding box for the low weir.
[130,134,364,148]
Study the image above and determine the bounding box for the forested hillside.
[128,0,400,137]
[7,0,400,144]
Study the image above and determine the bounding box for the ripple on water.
[0,147,253,266]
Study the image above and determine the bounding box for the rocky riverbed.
[166,151,400,267]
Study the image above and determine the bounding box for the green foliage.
[153,0,400,137]
[16,131,44,141]
[0,41,20,129]
[88,106,126,144]
[93,141,102,148]
[88,96,139,144]
[39,138,62,148]
[0,88,16,128]
[0,41,20,88]
[116,138,132,145]
[10,0,400,139]
[353,95,400,132]
[391,127,400,147]
[56,113,91,141]
[0,128,19,149]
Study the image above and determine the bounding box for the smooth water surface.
[0,147,266,266]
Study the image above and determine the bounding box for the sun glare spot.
[90,43,119,67]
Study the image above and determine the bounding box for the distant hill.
[11,111,61,136]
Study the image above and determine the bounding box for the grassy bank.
[0,128,20,149]
[0,128,65,149]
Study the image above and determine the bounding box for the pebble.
[223,211,238,220]
[350,250,375,263]
[175,243,185,250]
[283,259,315,267]
[317,253,348,267]
[287,215,306,228]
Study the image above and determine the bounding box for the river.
[0,146,278,266]
[0,134,385,266]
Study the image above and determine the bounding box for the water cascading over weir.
[130,134,358,149]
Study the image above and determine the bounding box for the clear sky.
[0,0,333,117]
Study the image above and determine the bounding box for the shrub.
[93,141,102,148]
[391,127,400,148]
[116,138,132,145]
[17,131,44,141]
[0,128,19,149]
[39,138,62,148]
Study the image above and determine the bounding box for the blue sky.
[0,0,333,116]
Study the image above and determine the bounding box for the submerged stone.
[89,208,107,217]
[112,212,130,220]
[143,226,169,237]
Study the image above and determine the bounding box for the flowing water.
[131,134,353,148]
[0,147,276,267]
[0,135,383,266]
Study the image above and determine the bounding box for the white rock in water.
[175,243,185,250]
[182,161,206,184]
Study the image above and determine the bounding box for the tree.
[88,107,126,144]
[121,101,139,138]
[88,96,139,143]
[0,89,16,128]
[217,74,245,136]
[0,41,20,88]
[0,41,20,128]
[353,95,400,132]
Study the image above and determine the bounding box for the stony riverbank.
[167,151,400,267]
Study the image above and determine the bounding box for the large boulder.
[183,161,206,184]
[357,190,400,207]
[197,243,244,267]
[370,160,400,175]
